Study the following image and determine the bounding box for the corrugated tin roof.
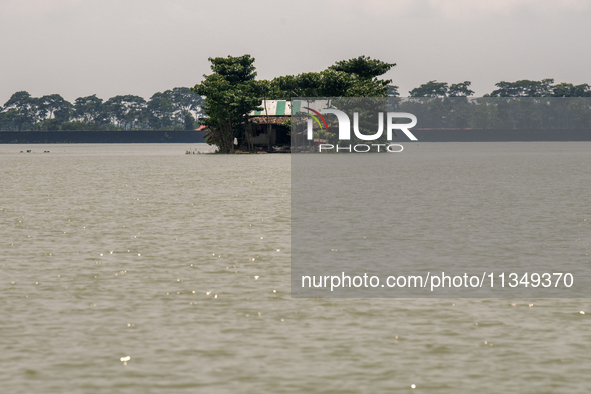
[291,100,331,114]
[250,100,291,116]
[249,100,332,116]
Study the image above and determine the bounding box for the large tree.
[552,83,591,97]
[270,56,397,99]
[191,55,261,153]
[147,87,203,129]
[75,95,104,124]
[329,55,395,80]
[147,91,175,129]
[407,80,476,98]
[37,94,72,121]
[409,81,449,97]
[448,81,474,97]
[103,95,147,130]
[490,79,554,97]
[2,91,37,130]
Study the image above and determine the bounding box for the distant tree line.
[399,80,591,131]
[0,87,203,131]
[3,55,590,144]
[408,79,591,98]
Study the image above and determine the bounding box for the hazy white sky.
[1,0,589,104]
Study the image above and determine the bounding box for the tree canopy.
[0,88,203,131]
[191,55,262,153]
[409,81,474,97]
[490,79,555,97]
[329,55,396,80]
[269,56,397,99]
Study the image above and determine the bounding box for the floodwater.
[1,143,590,393]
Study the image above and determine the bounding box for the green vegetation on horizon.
[0,88,203,132]
[2,54,590,144]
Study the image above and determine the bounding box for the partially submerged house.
[197,99,331,151]
[247,100,292,148]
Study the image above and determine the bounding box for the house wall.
[248,125,276,146]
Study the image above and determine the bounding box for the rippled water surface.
[1,143,590,393]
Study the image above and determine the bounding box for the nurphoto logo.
[300,104,418,152]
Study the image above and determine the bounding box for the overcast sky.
[1,0,590,104]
